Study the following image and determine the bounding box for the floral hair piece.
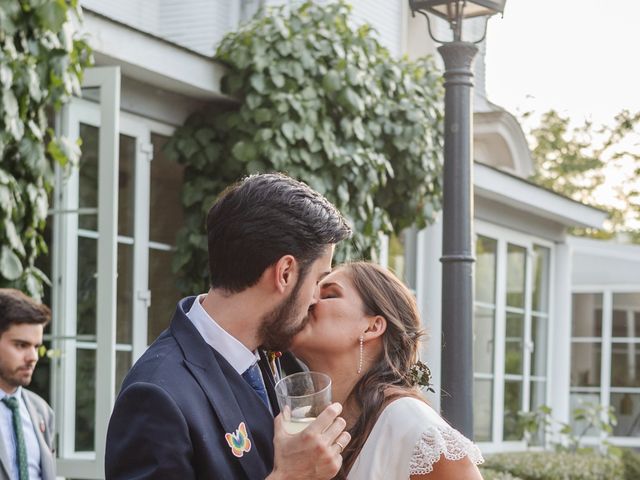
[407,360,435,393]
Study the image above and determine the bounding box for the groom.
[105,173,352,479]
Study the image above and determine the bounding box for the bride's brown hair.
[336,261,426,478]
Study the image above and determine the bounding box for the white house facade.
[34,1,637,478]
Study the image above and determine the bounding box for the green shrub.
[622,449,640,480]
[165,0,444,294]
[484,451,624,480]
[480,467,524,480]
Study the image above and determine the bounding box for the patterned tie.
[2,396,29,480]
[242,363,271,410]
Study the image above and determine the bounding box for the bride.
[289,261,484,479]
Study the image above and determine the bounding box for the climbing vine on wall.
[0,0,92,299]
[165,1,444,294]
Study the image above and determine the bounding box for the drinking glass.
[274,371,332,434]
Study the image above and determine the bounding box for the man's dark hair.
[207,173,352,292]
[0,288,51,335]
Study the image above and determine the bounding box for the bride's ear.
[364,315,387,340]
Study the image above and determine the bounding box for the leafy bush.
[484,451,624,480]
[480,468,524,480]
[0,0,92,298]
[622,449,640,480]
[165,0,444,294]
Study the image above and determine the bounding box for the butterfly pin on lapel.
[225,422,252,458]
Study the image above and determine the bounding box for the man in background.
[0,288,55,480]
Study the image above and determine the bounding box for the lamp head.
[409,0,506,22]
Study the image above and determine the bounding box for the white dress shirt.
[0,387,42,479]
[186,294,260,374]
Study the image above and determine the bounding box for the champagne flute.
[274,371,332,434]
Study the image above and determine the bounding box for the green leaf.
[272,73,285,88]
[322,70,341,92]
[35,0,68,32]
[281,122,296,143]
[0,246,23,281]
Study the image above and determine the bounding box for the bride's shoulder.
[379,396,448,430]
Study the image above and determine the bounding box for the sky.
[483,0,640,224]
[484,0,640,126]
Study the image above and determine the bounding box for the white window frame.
[571,285,640,448]
[50,67,177,478]
[475,220,556,453]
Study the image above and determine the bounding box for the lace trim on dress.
[408,425,484,475]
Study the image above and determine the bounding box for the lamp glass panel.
[429,1,503,19]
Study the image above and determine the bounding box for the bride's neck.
[304,358,362,427]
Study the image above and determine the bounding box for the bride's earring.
[357,335,364,374]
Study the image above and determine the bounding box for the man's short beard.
[259,267,309,351]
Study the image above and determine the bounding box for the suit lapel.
[22,392,55,480]
[171,301,273,480]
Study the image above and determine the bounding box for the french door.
[48,67,183,478]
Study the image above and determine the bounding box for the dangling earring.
[357,335,364,374]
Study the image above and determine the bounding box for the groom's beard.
[259,276,309,352]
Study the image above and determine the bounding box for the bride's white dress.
[347,397,484,479]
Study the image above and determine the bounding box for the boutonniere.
[266,350,283,379]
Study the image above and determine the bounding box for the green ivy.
[165,1,444,295]
[0,0,92,299]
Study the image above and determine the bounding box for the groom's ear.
[273,254,297,294]
[364,315,387,340]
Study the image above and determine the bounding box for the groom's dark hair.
[206,173,351,293]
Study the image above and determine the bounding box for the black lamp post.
[408,0,506,438]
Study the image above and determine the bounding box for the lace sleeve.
[408,425,484,475]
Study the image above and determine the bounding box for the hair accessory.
[357,335,364,374]
[407,360,435,393]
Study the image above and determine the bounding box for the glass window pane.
[475,235,497,304]
[473,379,493,442]
[570,342,602,387]
[78,123,99,231]
[75,348,96,451]
[531,245,550,313]
[77,237,97,337]
[572,293,603,337]
[612,293,640,338]
[611,392,640,437]
[116,243,133,344]
[612,310,630,337]
[116,350,132,395]
[503,380,523,440]
[148,249,182,345]
[149,133,185,245]
[529,380,547,446]
[506,244,526,308]
[611,343,640,387]
[505,313,524,375]
[569,393,601,437]
[531,316,547,377]
[473,306,495,374]
[118,134,136,237]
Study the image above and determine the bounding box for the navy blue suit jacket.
[105,297,280,479]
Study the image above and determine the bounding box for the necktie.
[242,363,271,410]
[2,397,29,480]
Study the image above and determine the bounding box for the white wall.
[570,237,640,287]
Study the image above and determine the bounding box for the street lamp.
[408,0,506,438]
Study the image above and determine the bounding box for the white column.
[549,242,572,439]
[417,216,443,412]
